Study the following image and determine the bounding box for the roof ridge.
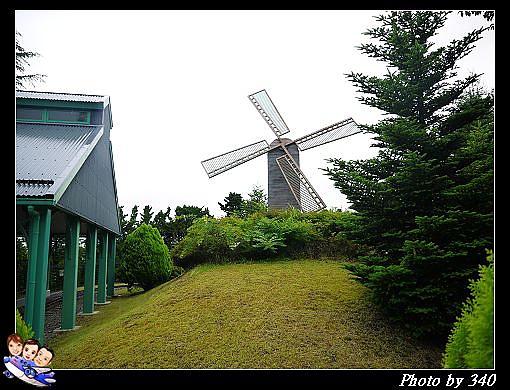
[17,122,103,128]
[16,90,107,98]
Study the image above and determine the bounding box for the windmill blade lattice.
[201,140,270,178]
[248,89,290,138]
[294,117,361,151]
[276,154,326,212]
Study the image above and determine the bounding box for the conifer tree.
[140,205,154,225]
[325,11,493,338]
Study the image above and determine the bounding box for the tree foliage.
[458,11,494,30]
[117,203,211,253]
[140,205,154,225]
[16,238,28,295]
[117,223,173,291]
[443,251,494,368]
[16,308,35,341]
[324,11,494,338]
[16,31,46,89]
[218,192,244,216]
[219,186,268,218]
[152,207,173,245]
[172,209,361,267]
[242,185,268,216]
[172,205,211,244]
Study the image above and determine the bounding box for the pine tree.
[324,11,493,339]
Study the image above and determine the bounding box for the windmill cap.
[270,138,294,147]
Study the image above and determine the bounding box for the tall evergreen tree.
[125,205,140,238]
[117,205,140,262]
[140,205,154,225]
[153,207,173,246]
[324,11,493,339]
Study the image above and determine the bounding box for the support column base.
[78,311,99,316]
[54,326,81,333]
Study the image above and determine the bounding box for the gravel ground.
[17,287,123,342]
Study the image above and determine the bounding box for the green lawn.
[49,259,443,368]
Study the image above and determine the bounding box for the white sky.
[15,10,495,218]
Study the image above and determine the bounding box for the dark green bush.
[117,223,173,291]
[442,251,494,368]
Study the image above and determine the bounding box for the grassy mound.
[49,259,442,368]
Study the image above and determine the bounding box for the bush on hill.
[117,223,173,290]
[171,209,361,268]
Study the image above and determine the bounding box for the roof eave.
[16,197,55,206]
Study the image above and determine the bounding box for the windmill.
[201,89,361,212]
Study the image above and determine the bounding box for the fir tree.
[324,11,493,339]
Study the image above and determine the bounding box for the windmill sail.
[276,154,326,212]
[201,140,270,178]
[248,89,290,138]
[294,118,361,151]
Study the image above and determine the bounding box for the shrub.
[117,223,173,291]
[241,217,288,257]
[172,216,244,267]
[172,209,360,267]
[442,251,494,368]
[16,308,35,341]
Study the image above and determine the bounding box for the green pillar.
[32,206,52,344]
[96,231,108,304]
[83,225,97,314]
[60,215,80,330]
[24,206,40,326]
[46,254,52,291]
[107,234,116,298]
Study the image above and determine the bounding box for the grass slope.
[49,259,442,368]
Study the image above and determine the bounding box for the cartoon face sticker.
[7,334,23,356]
[8,340,23,356]
[34,347,54,367]
[22,341,39,360]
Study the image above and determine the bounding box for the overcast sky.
[15,10,495,218]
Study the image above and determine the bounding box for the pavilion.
[16,90,121,343]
